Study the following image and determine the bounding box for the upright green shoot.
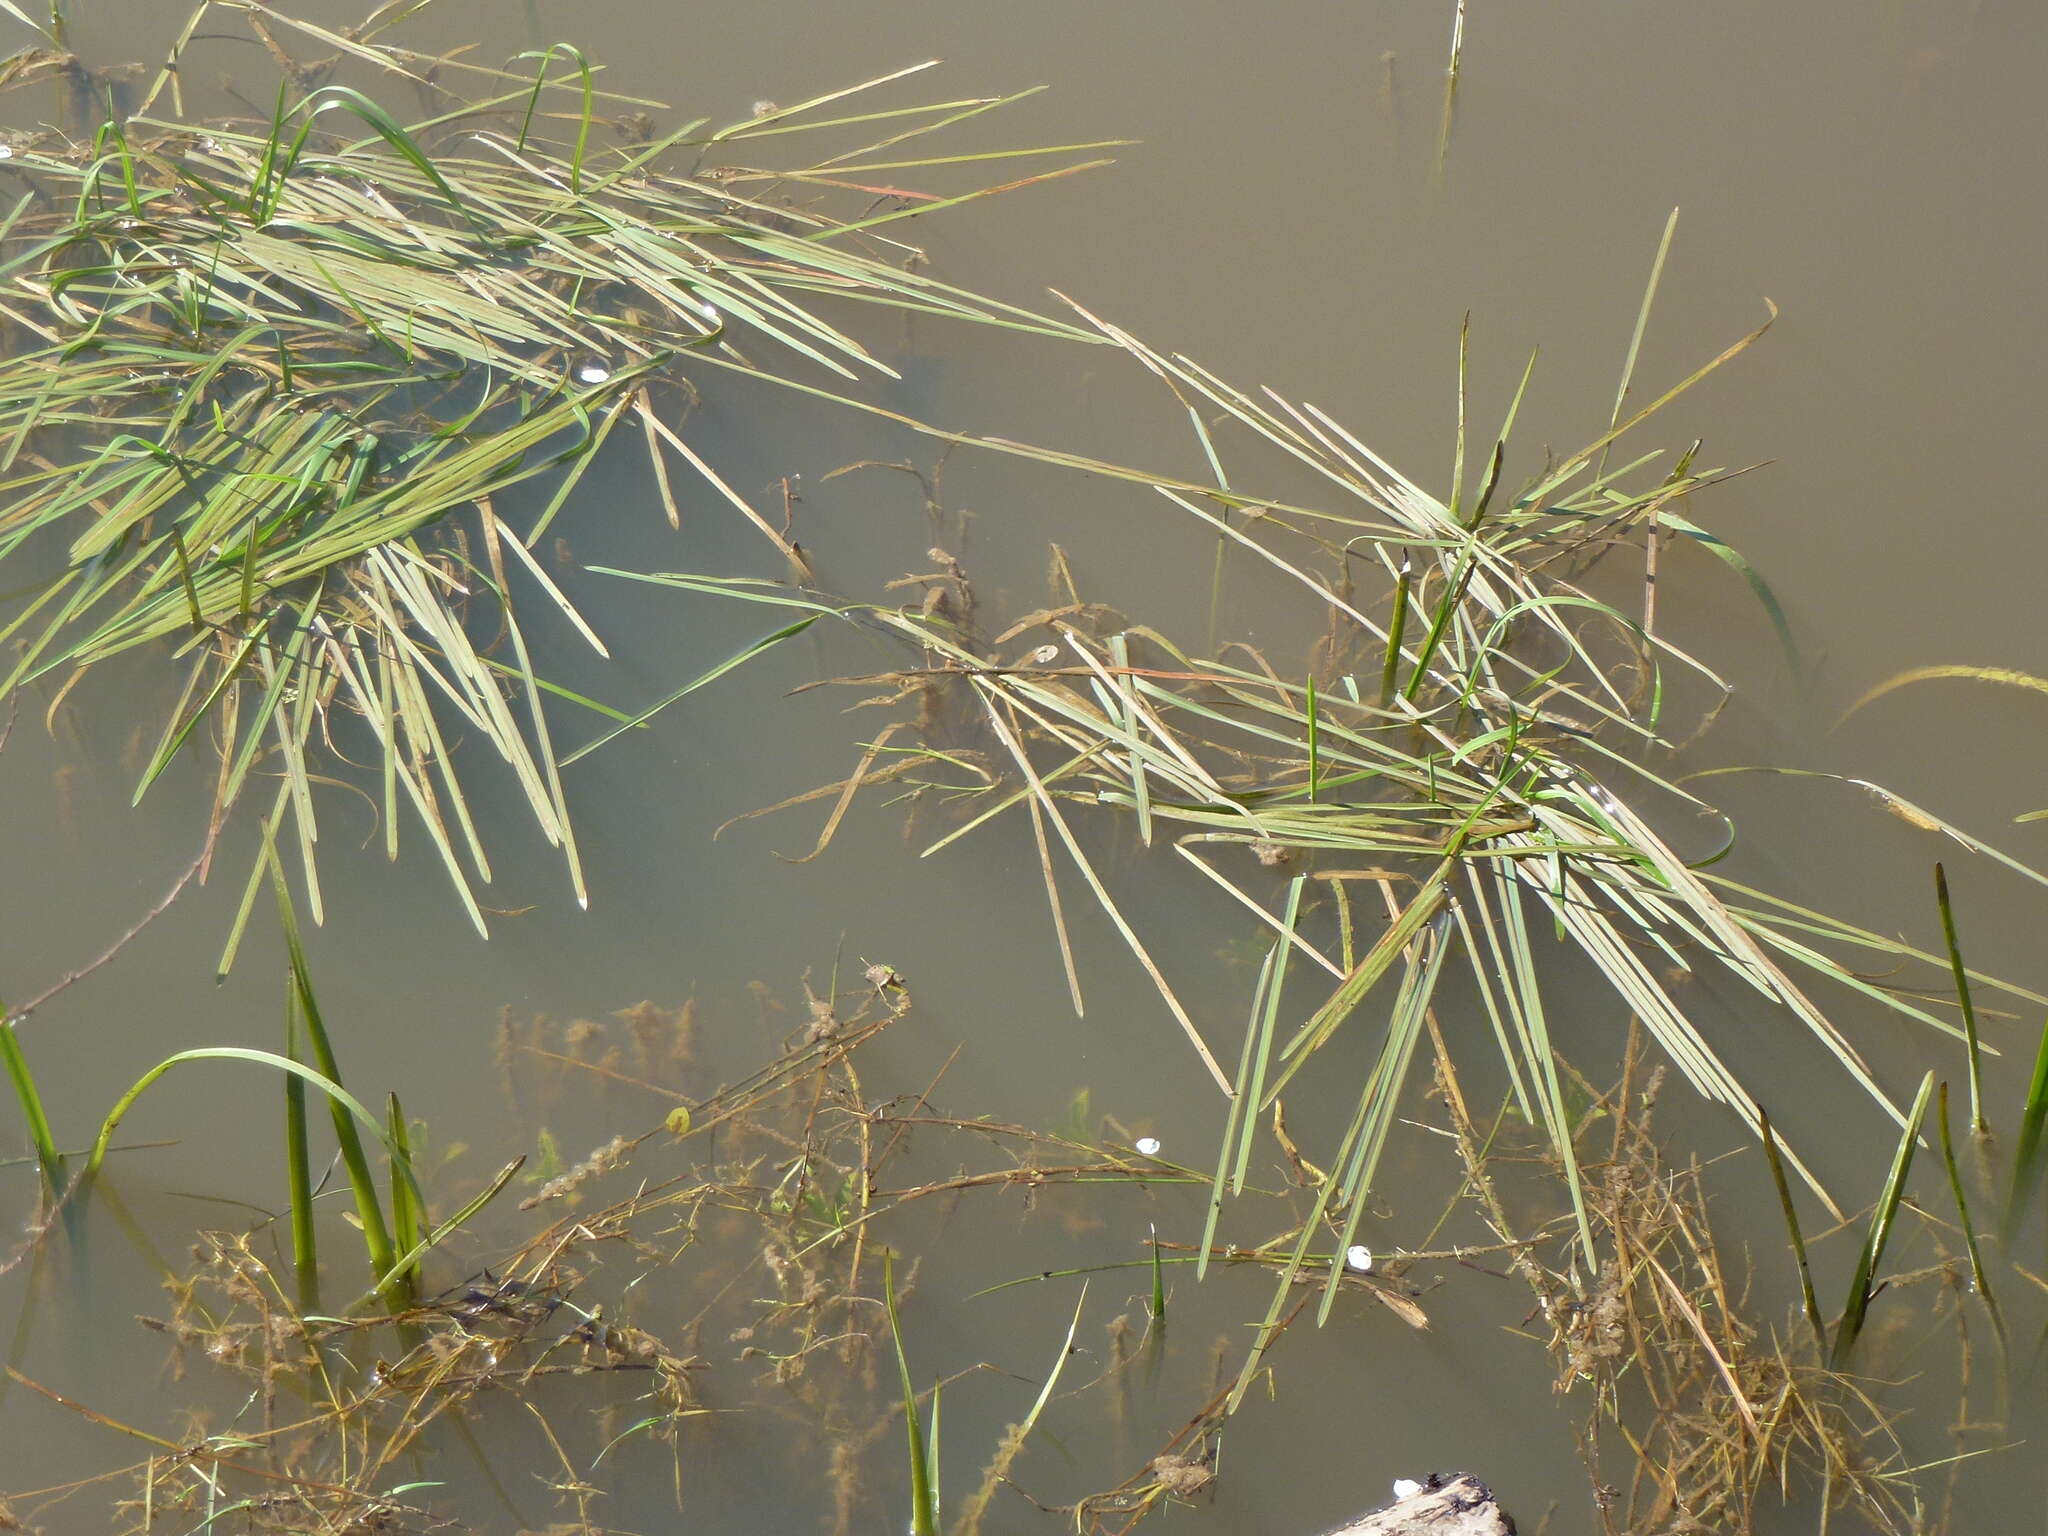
[0,1015,64,1199]
[386,1091,425,1270]
[1832,1071,1934,1367]
[1934,1082,2004,1355]
[884,1250,939,1536]
[1759,1112,1826,1355]
[273,861,400,1293]
[2008,1014,2048,1234]
[1148,1222,1166,1321]
[1933,864,1988,1135]
[284,983,319,1310]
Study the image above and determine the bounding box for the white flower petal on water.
[1135,1136,1162,1156]
[1345,1244,1374,1273]
[1392,1478,1422,1500]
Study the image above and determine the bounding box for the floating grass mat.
[614,299,2048,1343]
[0,33,1108,952]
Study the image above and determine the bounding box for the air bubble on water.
[1135,1136,1161,1157]
[575,361,611,385]
[1346,1245,1375,1273]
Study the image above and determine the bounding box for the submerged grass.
[5,964,1189,1535]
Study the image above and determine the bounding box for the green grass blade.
[1935,1082,2005,1355]
[2007,1015,2048,1237]
[1198,945,1272,1282]
[386,1090,424,1277]
[1759,1111,1825,1355]
[883,1250,938,1536]
[284,982,318,1311]
[271,859,400,1289]
[84,1047,394,1182]
[1933,864,1988,1135]
[0,1016,65,1197]
[354,1155,524,1312]
[1832,1071,1934,1367]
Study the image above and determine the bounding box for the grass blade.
[284,981,318,1311]
[883,1249,938,1536]
[1759,1111,1825,1355]
[1832,1070,1934,1367]
[0,1016,65,1198]
[1935,1081,2005,1355]
[1933,863,1988,1135]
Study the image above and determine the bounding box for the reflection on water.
[9,0,2048,1531]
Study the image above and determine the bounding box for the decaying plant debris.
[3,967,1234,1534]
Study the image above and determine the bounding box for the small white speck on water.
[1135,1136,1162,1157]
[698,299,721,322]
[0,145,15,160]
[1392,1478,1422,1500]
[1346,1245,1375,1273]
[575,361,611,384]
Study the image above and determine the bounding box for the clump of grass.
[0,3,1113,955]
[623,260,2048,1375]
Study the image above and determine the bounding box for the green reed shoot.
[1379,560,1412,707]
[2008,1015,2048,1234]
[1759,1111,1826,1355]
[0,1014,64,1199]
[284,989,319,1310]
[1149,1222,1167,1321]
[1199,878,1301,1280]
[951,1285,1087,1536]
[1935,1082,2004,1353]
[1933,864,1988,1134]
[1832,1071,1934,1367]
[387,1092,425,1267]
[273,862,404,1296]
[883,1249,939,1536]
[1304,674,1321,800]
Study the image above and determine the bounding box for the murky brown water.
[8,1,2048,1531]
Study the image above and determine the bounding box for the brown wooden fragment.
[1321,1473,1517,1536]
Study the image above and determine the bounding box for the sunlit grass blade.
[84,1047,397,1184]
[1199,946,1273,1282]
[0,1015,65,1198]
[952,1283,1086,1536]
